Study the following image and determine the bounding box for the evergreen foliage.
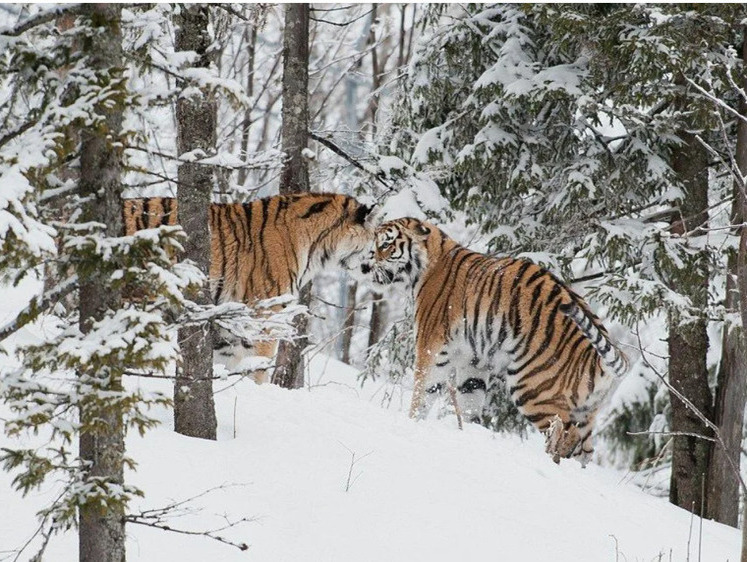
[0,6,202,550]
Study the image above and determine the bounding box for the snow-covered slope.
[2,344,740,561]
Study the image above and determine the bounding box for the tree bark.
[78,5,125,561]
[274,3,311,389]
[667,120,713,516]
[279,3,309,194]
[173,4,217,439]
[708,60,747,525]
[237,15,256,189]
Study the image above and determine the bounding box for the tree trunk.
[274,283,311,389]
[708,55,747,525]
[78,5,125,561]
[173,4,217,439]
[274,3,310,389]
[667,122,713,516]
[237,16,256,189]
[279,3,310,194]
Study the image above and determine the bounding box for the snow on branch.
[0,275,78,344]
[0,4,80,37]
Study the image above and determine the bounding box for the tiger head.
[299,193,377,274]
[364,217,439,288]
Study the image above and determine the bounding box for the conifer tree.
[0,6,203,557]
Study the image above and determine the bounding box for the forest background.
[1,4,747,561]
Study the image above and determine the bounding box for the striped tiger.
[365,217,628,465]
[123,192,375,381]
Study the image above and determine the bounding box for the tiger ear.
[414,223,430,237]
[354,204,372,225]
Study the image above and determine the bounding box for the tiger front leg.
[410,347,451,420]
[409,358,432,419]
[544,414,581,464]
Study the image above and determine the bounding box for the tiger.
[123,192,375,382]
[364,217,629,465]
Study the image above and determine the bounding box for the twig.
[687,501,694,562]
[214,4,253,23]
[338,442,373,492]
[126,517,249,551]
[233,396,237,439]
[626,430,716,443]
[609,534,620,562]
[310,8,374,27]
[125,483,252,552]
[698,477,704,562]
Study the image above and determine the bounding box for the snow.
[1,284,741,562]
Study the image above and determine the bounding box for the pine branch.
[0,275,78,343]
[0,120,35,151]
[0,4,81,37]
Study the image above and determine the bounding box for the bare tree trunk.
[173,4,217,439]
[279,3,309,194]
[668,121,713,516]
[708,46,747,524]
[78,5,125,561]
[237,14,257,189]
[733,33,747,562]
[365,5,387,355]
[274,3,310,389]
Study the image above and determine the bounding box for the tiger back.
[123,193,374,380]
[368,217,628,465]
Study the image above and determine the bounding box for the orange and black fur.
[366,217,628,464]
[124,193,374,381]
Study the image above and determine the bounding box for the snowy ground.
[0,280,742,562]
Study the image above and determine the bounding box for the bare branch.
[627,430,717,443]
[124,363,275,381]
[310,8,374,27]
[308,131,391,191]
[125,484,252,552]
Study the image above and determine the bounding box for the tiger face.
[365,218,433,287]
[303,194,377,275]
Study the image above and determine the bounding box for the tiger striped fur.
[123,193,374,381]
[366,217,628,465]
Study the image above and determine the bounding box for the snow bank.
[2,349,740,561]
